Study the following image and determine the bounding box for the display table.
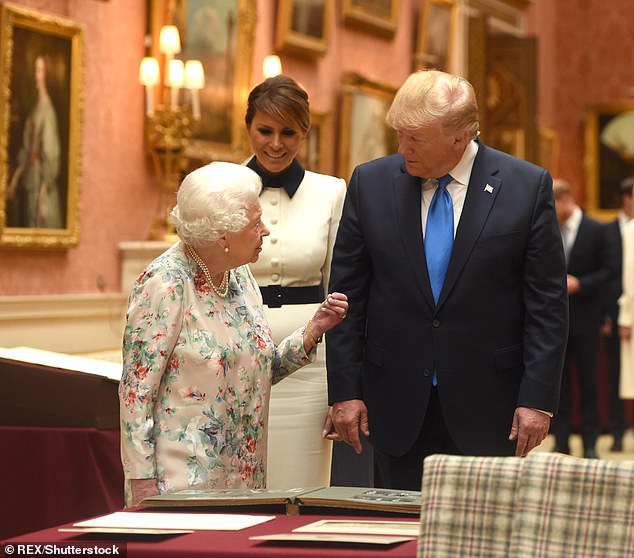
[1,513,419,557]
[0,355,124,539]
[0,426,124,540]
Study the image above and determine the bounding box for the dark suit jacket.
[566,215,613,336]
[327,144,568,457]
[600,219,622,328]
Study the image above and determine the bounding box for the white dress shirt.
[421,139,479,237]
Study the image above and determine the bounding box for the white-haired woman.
[119,162,348,507]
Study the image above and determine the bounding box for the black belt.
[259,284,324,308]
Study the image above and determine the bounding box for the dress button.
[270,238,278,244]
[432,319,440,328]
[271,273,280,281]
[423,368,431,377]
[270,257,280,266]
[270,218,278,225]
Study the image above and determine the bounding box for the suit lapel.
[393,168,436,308]
[436,145,502,309]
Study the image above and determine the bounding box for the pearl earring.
[224,247,229,253]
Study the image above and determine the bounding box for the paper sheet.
[74,511,275,531]
[293,519,420,536]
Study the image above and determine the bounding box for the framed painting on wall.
[338,73,398,182]
[275,0,329,58]
[538,127,559,177]
[148,0,256,163]
[342,0,399,38]
[0,4,83,248]
[298,112,332,174]
[415,0,456,72]
[586,102,634,218]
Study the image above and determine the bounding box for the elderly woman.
[245,75,362,489]
[119,162,348,507]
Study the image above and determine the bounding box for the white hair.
[386,70,479,139]
[170,162,262,247]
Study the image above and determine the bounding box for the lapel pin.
[484,184,494,194]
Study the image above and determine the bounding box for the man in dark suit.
[600,177,633,452]
[325,70,568,490]
[551,179,613,458]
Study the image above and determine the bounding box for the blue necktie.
[425,174,453,386]
[425,174,454,303]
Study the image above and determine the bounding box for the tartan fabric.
[418,452,634,558]
[510,452,634,558]
[418,454,524,558]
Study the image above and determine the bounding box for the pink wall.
[9,1,630,295]
[0,0,154,296]
[529,0,634,206]
[1,0,418,296]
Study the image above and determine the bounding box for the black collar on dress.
[246,157,305,199]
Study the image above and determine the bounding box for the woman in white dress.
[244,76,347,488]
[119,162,348,506]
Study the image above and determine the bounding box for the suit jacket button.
[432,319,440,327]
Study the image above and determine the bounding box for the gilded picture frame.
[338,73,398,182]
[0,4,83,248]
[415,0,456,72]
[275,0,329,58]
[298,111,332,174]
[585,102,634,219]
[342,0,399,38]
[148,0,256,163]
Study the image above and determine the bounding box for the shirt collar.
[246,156,305,198]
[448,139,479,186]
[564,205,582,232]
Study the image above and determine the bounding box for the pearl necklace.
[186,244,229,298]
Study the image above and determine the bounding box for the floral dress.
[119,243,312,504]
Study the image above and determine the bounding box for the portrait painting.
[586,102,634,217]
[275,0,329,58]
[342,0,399,37]
[148,0,256,162]
[415,0,456,72]
[338,73,398,181]
[0,4,83,248]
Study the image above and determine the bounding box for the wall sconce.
[139,25,205,240]
[262,55,283,78]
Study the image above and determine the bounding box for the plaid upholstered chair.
[417,454,524,558]
[418,452,634,558]
[509,452,634,558]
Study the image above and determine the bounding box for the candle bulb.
[185,60,205,120]
[168,59,185,111]
[138,57,159,117]
[191,90,201,120]
[145,85,154,117]
[170,86,180,111]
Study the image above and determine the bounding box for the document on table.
[250,533,416,546]
[293,519,420,536]
[73,511,275,531]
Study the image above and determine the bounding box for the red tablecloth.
[0,426,124,539]
[1,513,419,557]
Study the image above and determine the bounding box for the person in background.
[119,162,348,507]
[326,69,568,491]
[552,179,612,458]
[243,75,352,489]
[617,181,634,404]
[600,177,633,451]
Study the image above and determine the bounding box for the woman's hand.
[303,292,348,352]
